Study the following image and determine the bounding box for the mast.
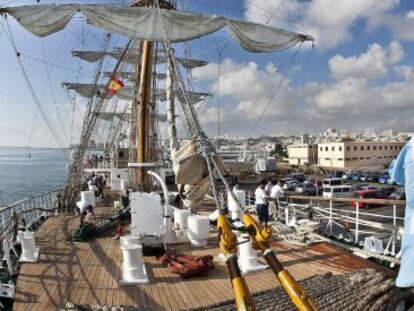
[129,47,139,187]
[134,0,153,192]
[167,53,178,153]
[134,0,174,191]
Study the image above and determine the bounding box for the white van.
[322,178,342,187]
[322,185,353,198]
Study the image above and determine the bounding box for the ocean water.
[0,146,68,205]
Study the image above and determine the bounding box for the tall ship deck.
[13,191,393,311]
[0,1,413,310]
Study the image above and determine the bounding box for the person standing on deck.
[85,205,96,224]
[265,179,272,196]
[270,179,284,219]
[255,179,269,225]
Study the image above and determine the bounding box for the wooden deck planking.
[13,199,393,311]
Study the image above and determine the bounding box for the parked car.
[326,171,344,178]
[287,173,305,183]
[379,186,397,197]
[283,180,299,191]
[305,178,323,187]
[366,174,380,183]
[322,185,353,198]
[352,190,387,208]
[351,173,362,181]
[356,185,379,191]
[389,190,405,200]
[354,183,368,190]
[295,184,317,196]
[379,175,390,184]
[342,171,356,180]
[322,178,342,187]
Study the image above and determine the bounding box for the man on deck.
[270,179,284,219]
[255,179,269,225]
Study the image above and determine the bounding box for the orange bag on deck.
[159,254,214,278]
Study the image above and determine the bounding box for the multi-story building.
[317,141,405,170]
[287,144,318,165]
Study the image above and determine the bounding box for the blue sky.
[0,0,414,147]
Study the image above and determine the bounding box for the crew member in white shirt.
[255,179,269,225]
[270,180,284,218]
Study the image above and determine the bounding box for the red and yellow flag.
[107,77,124,95]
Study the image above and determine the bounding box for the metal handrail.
[244,189,405,264]
[285,194,406,206]
[0,189,62,238]
[0,188,63,212]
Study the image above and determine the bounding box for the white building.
[287,144,318,165]
[317,141,405,170]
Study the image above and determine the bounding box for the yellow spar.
[242,213,318,311]
[217,214,256,311]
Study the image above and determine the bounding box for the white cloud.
[195,59,295,133]
[367,8,414,41]
[192,59,245,80]
[394,65,414,81]
[193,42,414,136]
[244,0,399,50]
[328,41,403,80]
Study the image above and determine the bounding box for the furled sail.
[63,82,209,103]
[73,50,208,69]
[62,82,138,101]
[96,111,167,122]
[3,5,314,53]
[103,71,167,80]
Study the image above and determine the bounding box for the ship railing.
[244,191,405,263]
[0,189,62,239]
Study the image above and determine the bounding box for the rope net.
[59,269,414,310]
[188,269,414,311]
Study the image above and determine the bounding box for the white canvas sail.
[73,50,208,69]
[3,5,313,53]
[63,82,209,103]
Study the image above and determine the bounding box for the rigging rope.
[1,18,69,157]
[247,42,302,136]
[26,111,39,147]
[62,37,132,212]
[40,42,71,147]
[155,0,248,213]
[155,0,203,137]
[20,53,88,75]
[244,0,305,33]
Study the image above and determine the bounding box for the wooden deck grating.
[13,197,392,311]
